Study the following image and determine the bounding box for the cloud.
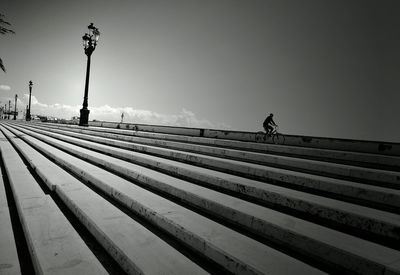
[90,106,227,129]
[15,94,231,129]
[0,85,11,91]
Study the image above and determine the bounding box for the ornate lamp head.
[82,23,100,54]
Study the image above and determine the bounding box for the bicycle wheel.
[272,133,285,145]
[255,131,266,143]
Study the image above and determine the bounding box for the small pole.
[13,94,18,120]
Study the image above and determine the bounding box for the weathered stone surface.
[2,128,208,275]
[0,167,20,275]
[0,127,107,275]
[2,120,400,274]
[4,123,325,275]
[69,120,400,156]
[29,121,400,166]
[14,123,400,210]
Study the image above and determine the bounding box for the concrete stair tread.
[4,130,208,275]
[0,170,21,275]
[5,121,400,274]
[0,129,107,275]
[6,124,325,274]
[15,123,400,191]
[123,151,400,222]
[35,119,400,155]
[45,134,400,239]
[18,123,400,210]
[9,124,400,234]
[6,124,400,275]
[22,123,400,186]
[32,121,400,167]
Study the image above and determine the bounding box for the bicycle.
[255,125,285,145]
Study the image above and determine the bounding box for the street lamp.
[26,80,33,121]
[13,94,17,120]
[8,100,11,120]
[79,23,100,126]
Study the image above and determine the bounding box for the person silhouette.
[263,113,277,135]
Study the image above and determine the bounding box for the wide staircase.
[0,120,399,275]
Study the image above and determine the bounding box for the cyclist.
[263,113,277,135]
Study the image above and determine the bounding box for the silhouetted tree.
[0,13,15,73]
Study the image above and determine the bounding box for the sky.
[1,0,399,142]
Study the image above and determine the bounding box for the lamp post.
[79,23,100,127]
[8,100,11,120]
[26,80,33,121]
[4,104,6,120]
[13,94,17,120]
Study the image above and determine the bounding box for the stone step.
[18,123,400,189]
[7,123,400,242]
[5,123,400,274]
[1,125,208,275]
[46,120,400,156]
[33,123,400,189]
[26,122,400,171]
[11,122,400,212]
[0,163,21,275]
[0,127,107,275]
[2,123,326,275]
